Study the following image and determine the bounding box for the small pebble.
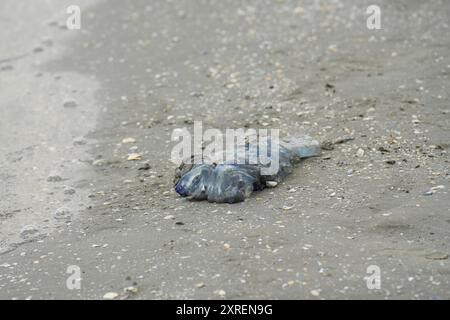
[356,148,365,157]
[103,292,119,299]
[127,153,142,161]
[310,289,321,296]
[20,225,39,240]
[266,181,278,187]
[47,174,62,182]
[63,186,76,195]
[214,289,226,297]
[124,286,138,294]
[54,207,72,220]
[122,137,136,144]
[63,98,78,108]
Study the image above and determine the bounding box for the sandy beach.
[0,0,449,299]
